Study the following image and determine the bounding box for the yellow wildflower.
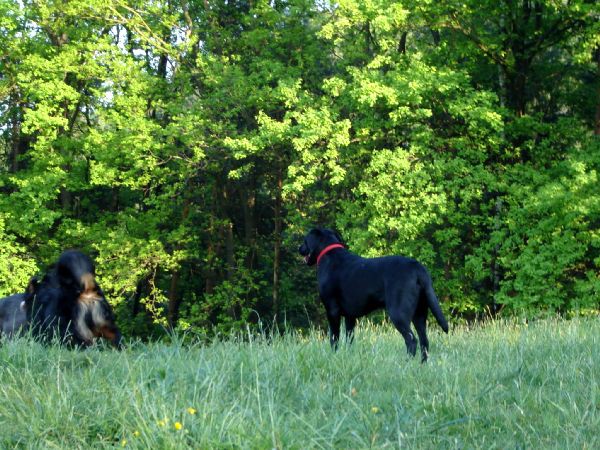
[133,430,140,437]
[121,439,127,447]
[174,422,183,431]
[187,407,197,415]
[371,406,380,414]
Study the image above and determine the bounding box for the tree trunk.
[594,46,600,136]
[430,29,440,46]
[10,127,21,173]
[205,184,218,295]
[272,164,283,320]
[225,221,234,280]
[132,278,147,315]
[167,270,181,328]
[167,200,191,328]
[167,195,191,328]
[398,32,407,54]
[505,63,528,117]
[205,238,216,295]
[60,187,72,211]
[241,177,257,270]
[491,197,503,314]
[110,187,120,212]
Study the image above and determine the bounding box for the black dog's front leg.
[327,312,341,350]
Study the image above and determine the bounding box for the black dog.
[299,228,448,361]
[27,250,122,348]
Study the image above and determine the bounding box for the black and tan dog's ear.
[27,277,39,294]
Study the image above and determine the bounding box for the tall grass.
[0,318,598,449]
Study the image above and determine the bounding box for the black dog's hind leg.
[327,312,341,350]
[387,296,418,357]
[412,310,429,363]
[345,316,356,344]
[390,315,417,357]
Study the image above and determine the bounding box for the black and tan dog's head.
[59,250,122,348]
[27,250,122,348]
[299,228,345,266]
[56,250,96,293]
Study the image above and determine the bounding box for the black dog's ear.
[333,230,344,245]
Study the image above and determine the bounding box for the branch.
[446,13,507,68]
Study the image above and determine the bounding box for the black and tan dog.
[0,294,27,338]
[26,250,122,348]
[299,228,448,361]
[0,279,37,338]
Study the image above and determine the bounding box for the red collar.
[316,244,345,266]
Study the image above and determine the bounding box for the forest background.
[0,0,598,339]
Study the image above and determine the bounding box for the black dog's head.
[299,228,345,266]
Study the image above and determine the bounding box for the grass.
[0,318,598,449]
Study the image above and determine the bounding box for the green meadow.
[0,318,598,449]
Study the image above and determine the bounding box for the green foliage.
[493,134,600,313]
[0,216,38,296]
[0,0,598,336]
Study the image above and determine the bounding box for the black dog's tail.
[418,268,449,333]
